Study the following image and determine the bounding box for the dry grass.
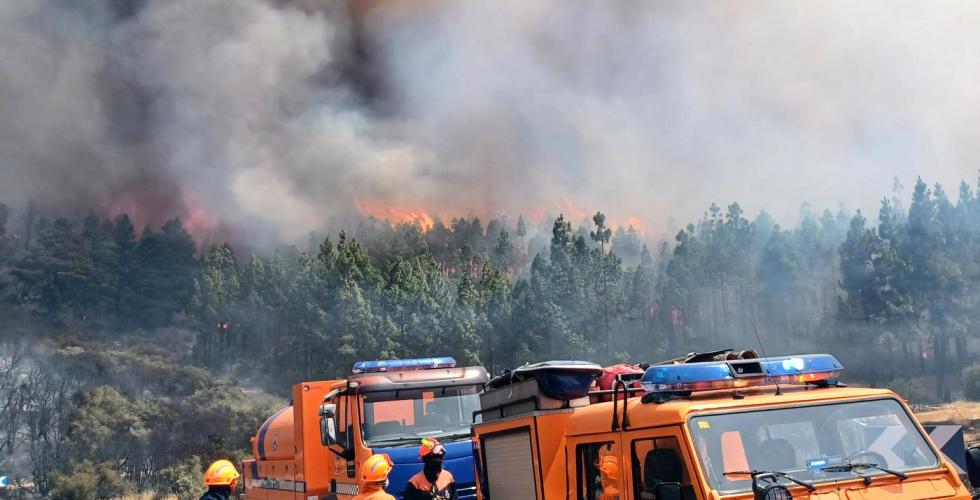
[122,493,173,500]
[916,400,980,445]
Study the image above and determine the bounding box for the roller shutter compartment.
[483,430,537,500]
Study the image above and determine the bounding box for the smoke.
[2,0,980,245]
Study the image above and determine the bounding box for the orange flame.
[555,195,590,223]
[527,207,547,224]
[611,216,647,235]
[353,196,648,240]
[181,192,221,238]
[105,191,222,245]
[356,198,435,229]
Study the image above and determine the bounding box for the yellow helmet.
[204,459,240,487]
[361,453,394,484]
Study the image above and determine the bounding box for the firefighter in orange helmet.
[201,459,240,500]
[354,453,396,500]
[597,455,621,500]
[404,438,457,500]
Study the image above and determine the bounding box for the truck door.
[625,427,702,500]
[319,392,359,499]
[569,435,625,500]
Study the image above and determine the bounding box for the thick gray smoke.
[2,0,979,244]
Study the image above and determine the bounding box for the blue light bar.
[760,355,843,378]
[640,354,843,394]
[642,363,735,387]
[352,357,457,374]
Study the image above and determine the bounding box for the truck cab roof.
[347,365,488,393]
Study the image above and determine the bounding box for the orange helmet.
[361,453,394,484]
[419,438,447,459]
[597,455,620,494]
[204,459,240,487]
[597,455,619,481]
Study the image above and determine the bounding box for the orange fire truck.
[243,357,488,499]
[471,351,980,500]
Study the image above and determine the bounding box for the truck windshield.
[361,385,481,448]
[688,398,939,494]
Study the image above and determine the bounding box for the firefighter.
[404,438,457,500]
[354,453,396,500]
[201,459,240,500]
[597,455,621,500]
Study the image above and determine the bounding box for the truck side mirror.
[966,446,980,489]
[319,404,337,446]
[654,482,682,500]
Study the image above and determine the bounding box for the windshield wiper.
[440,431,472,440]
[725,470,816,492]
[367,437,418,447]
[822,462,908,483]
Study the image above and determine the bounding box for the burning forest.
[2,0,980,498]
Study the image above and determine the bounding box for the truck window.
[631,436,697,500]
[361,385,481,447]
[336,395,352,451]
[688,398,939,494]
[576,441,621,500]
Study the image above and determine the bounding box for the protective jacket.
[199,486,232,500]
[403,469,457,500]
[353,484,396,500]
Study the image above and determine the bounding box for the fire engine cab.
[472,351,976,499]
[244,357,488,499]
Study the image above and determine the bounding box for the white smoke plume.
[1,0,979,245]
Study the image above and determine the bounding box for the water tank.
[252,406,295,461]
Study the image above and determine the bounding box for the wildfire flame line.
[355,198,435,229]
[354,197,647,236]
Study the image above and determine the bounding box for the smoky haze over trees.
[3,175,980,494]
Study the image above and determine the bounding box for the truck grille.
[457,482,478,499]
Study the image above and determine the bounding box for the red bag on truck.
[595,364,645,402]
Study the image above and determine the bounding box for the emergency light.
[640,354,843,395]
[352,357,457,374]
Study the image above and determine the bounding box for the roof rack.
[479,361,603,422]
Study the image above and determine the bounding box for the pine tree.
[612,225,642,265]
[905,179,955,399]
[477,262,511,373]
[625,245,660,359]
[659,224,703,353]
[0,202,8,239]
[190,245,240,364]
[79,213,117,322]
[757,226,803,342]
[516,215,528,273]
[589,212,612,255]
[14,218,98,322]
[121,219,198,329]
[490,229,516,274]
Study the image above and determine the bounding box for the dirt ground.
[916,401,980,446]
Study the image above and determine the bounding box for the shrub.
[962,363,980,401]
[158,455,204,500]
[886,377,942,405]
[50,461,129,500]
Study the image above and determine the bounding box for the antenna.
[751,320,781,396]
